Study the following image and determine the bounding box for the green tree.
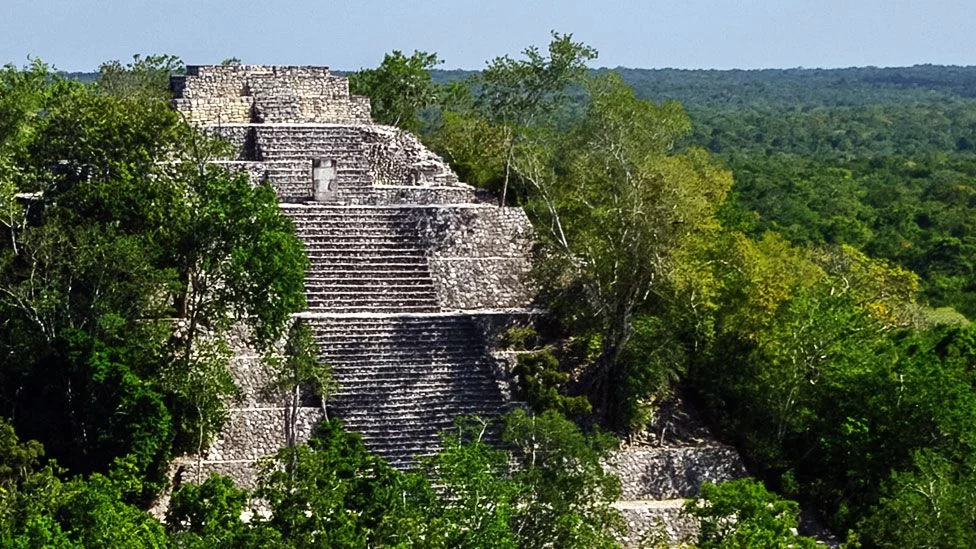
[475,31,596,204]
[0,60,306,497]
[256,419,406,547]
[349,50,442,132]
[504,409,623,548]
[528,73,731,423]
[684,479,817,548]
[858,451,976,548]
[167,474,281,548]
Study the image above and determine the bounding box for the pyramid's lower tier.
[306,313,513,468]
[183,311,518,486]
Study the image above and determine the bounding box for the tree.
[255,419,407,547]
[167,474,281,548]
[503,409,623,548]
[526,73,731,423]
[349,50,442,132]
[858,451,976,548]
[475,31,596,205]
[683,479,818,548]
[0,60,307,496]
[266,321,336,447]
[96,54,184,100]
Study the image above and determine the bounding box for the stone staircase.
[280,201,515,466]
[284,204,440,313]
[304,314,510,468]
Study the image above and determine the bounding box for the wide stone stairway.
[282,203,513,467]
[285,205,440,313]
[304,314,509,468]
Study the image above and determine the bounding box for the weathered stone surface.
[171,65,370,126]
[614,501,700,547]
[606,444,748,501]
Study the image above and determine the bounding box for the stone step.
[306,284,437,294]
[306,275,434,283]
[306,297,438,306]
[315,338,482,349]
[306,304,439,313]
[334,395,505,411]
[329,377,499,391]
[298,233,424,241]
[304,265,431,274]
[303,244,426,253]
[305,286,436,294]
[304,278,435,287]
[314,331,479,343]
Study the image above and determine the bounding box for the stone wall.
[606,445,748,501]
[362,126,459,186]
[614,502,701,547]
[406,206,535,310]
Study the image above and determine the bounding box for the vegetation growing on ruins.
[2,30,976,547]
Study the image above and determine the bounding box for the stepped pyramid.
[170,65,536,482]
[168,66,750,546]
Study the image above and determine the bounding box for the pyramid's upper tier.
[171,65,372,126]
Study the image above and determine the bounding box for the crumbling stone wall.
[606,445,747,501]
[407,206,535,310]
[361,126,459,186]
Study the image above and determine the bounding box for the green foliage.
[0,60,306,497]
[477,31,596,128]
[281,321,337,406]
[349,50,442,132]
[858,451,976,548]
[413,417,521,548]
[167,474,281,548]
[256,419,406,547]
[0,419,44,494]
[503,409,623,548]
[684,479,817,548]
[96,54,183,100]
[0,431,167,549]
[524,72,731,425]
[513,348,591,418]
[166,412,623,548]
[613,315,687,432]
[688,248,976,540]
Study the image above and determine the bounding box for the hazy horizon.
[4,0,974,72]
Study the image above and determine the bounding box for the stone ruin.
[168,65,747,546]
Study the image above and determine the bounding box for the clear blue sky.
[3,0,974,72]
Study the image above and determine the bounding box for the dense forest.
[0,35,973,547]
